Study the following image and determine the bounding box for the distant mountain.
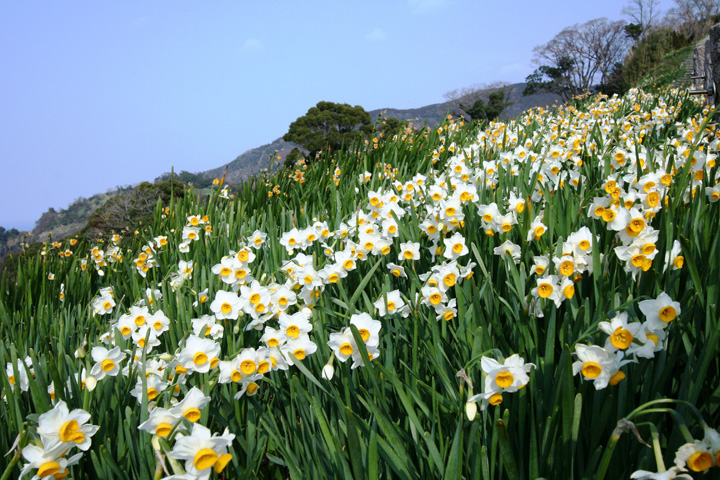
[3,82,561,254]
[199,82,562,183]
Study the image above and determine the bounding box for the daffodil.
[168,423,235,477]
[138,407,183,438]
[630,466,692,479]
[89,346,125,381]
[374,290,409,317]
[572,344,631,389]
[178,336,221,374]
[638,292,681,331]
[398,241,421,261]
[20,443,83,480]
[36,400,99,451]
[278,311,313,340]
[209,290,241,320]
[170,387,211,423]
[675,440,714,472]
[598,312,642,353]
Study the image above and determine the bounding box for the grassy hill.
[1,87,717,479]
[197,83,563,184]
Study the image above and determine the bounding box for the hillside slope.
[198,82,563,183]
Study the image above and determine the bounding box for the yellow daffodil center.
[134,315,146,326]
[241,360,256,375]
[560,261,574,276]
[359,329,370,342]
[194,448,219,471]
[221,303,232,314]
[193,352,208,366]
[286,325,300,338]
[495,372,514,388]
[673,256,684,269]
[489,393,503,406]
[101,359,116,372]
[214,453,233,474]
[156,422,173,437]
[59,420,80,443]
[293,349,306,360]
[609,371,626,386]
[258,361,270,374]
[538,283,553,298]
[340,343,353,355]
[581,362,602,379]
[659,306,676,323]
[429,293,442,305]
[563,284,575,299]
[183,408,201,422]
[688,451,713,472]
[37,462,61,478]
[611,327,633,350]
[147,388,159,400]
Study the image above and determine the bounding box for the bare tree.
[530,18,630,98]
[443,81,510,114]
[623,0,662,38]
[664,0,720,38]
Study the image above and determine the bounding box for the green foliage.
[284,148,305,169]
[82,181,185,239]
[0,90,718,480]
[155,170,214,188]
[283,101,373,158]
[375,116,409,139]
[523,57,576,100]
[461,90,512,123]
[624,23,644,41]
[620,27,690,90]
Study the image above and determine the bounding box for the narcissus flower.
[210,290,241,320]
[89,346,126,381]
[399,241,421,261]
[675,440,714,472]
[138,407,183,438]
[598,312,642,353]
[572,344,631,389]
[168,423,235,477]
[20,443,83,480]
[639,292,681,331]
[178,335,221,374]
[630,466,692,479]
[37,400,99,451]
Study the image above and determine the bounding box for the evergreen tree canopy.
[283,101,372,158]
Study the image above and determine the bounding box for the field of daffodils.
[1,88,718,480]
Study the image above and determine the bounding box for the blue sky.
[0,0,676,231]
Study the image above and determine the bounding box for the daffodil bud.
[465,401,478,421]
[322,364,335,380]
[322,356,335,380]
[151,434,162,451]
[159,353,174,362]
[233,324,241,334]
[74,347,86,359]
[85,375,98,392]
